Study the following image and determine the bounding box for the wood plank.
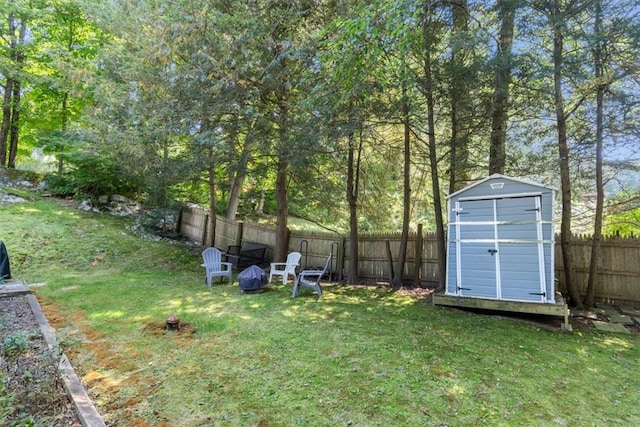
[432,293,571,331]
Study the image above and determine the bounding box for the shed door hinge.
[529,292,546,297]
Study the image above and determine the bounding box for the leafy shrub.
[1,332,32,358]
[45,152,143,201]
[42,174,76,198]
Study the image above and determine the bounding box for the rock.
[619,306,640,317]
[0,194,26,204]
[592,321,630,334]
[78,200,99,212]
[139,208,180,235]
[78,200,92,211]
[109,195,141,216]
[608,314,634,326]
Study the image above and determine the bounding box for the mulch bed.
[0,295,81,426]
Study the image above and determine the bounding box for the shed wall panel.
[499,243,544,301]
[446,243,458,294]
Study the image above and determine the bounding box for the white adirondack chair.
[269,251,302,284]
[292,254,332,298]
[201,247,233,286]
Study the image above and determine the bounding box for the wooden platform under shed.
[433,293,572,331]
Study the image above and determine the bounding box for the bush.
[45,153,143,201]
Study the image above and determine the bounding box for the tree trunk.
[198,114,217,247]
[226,121,255,221]
[392,85,411,289]
[272,66,291,261]
[8,79,20,169]
[489,0,517,175]
[449,0,471,193]
[552,0,582,309]
[423,3,447,292]
[57,92,69,176]
[57,14,75,177]
[584,0,604,308]
[7,15,26,169]
[270,26,292,263]
[346,129,361,284]
[207,145,217,248]
[255,188,265,214]
[274,154,289,262]
[1,13,17,168]
[0,77,12,167]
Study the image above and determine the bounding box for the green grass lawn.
[2,199,639,426]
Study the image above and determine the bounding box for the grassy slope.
[1,199,639,426]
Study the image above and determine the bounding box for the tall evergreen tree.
[489,0,519,175]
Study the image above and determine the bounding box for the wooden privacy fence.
[555,235,640,305]
[178,205,640,303]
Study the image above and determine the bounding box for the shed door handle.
[488,249,497,256]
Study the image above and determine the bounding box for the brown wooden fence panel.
[288,231,342,274]
[214,216,240,250]
[237,221,277,260]
[179,205,208,244]
[555,235,640,304]
[421,234,440,285]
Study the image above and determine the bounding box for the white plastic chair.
[269,251,302,284]
[201,247,233,286]
[292,254,331,298]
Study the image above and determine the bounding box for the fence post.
[385,240,394,282]
[285,227,291,251]
[176,208,183,235]
[202,214,209,247]
[236,221,244,246]
[339,237,347,282]
[413,223,423,287]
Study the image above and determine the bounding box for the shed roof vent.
[490,182,504,189]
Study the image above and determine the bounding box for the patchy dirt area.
[141,319,196,337]
[0,295,81,426]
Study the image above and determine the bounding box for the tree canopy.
[1,0,639,241]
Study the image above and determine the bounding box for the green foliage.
[41,174,75,197]
[44,145,143,200]
[604,208,640,237]
[1,332,32,358]
[0,380,9,426]
[4,0,640,236]
[0,315,66,426]
[601,189,640,237]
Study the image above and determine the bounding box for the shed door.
[457,199,498,299]
[456,196,546,302]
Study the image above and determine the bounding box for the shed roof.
[446,174,557,200]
